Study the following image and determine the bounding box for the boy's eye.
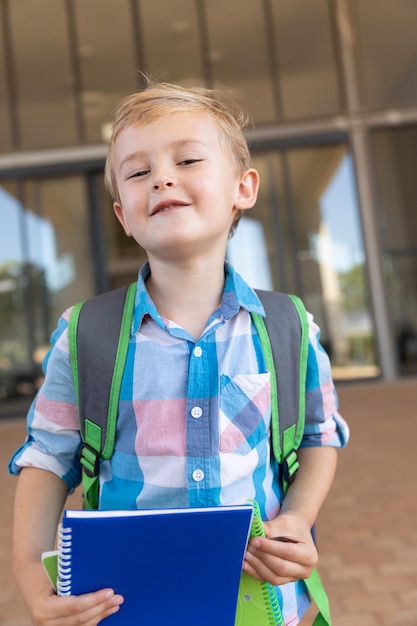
[179,159,202,166]
[126,169,149,179]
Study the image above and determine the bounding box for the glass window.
[22,176,96,323]
[271,0,341,119]
[227,152,286,292]
[371,126,417,375]
[287,145,378,379]
[228,145,378,379]
[384,255,417,375]
[0,175,95,412]
[138,0,204,87]
[204,0,276,123]
[74,0,138,143]
[9,0,78,148]
[0,8,13,152]
[99,176,147,290]
[371,127,417,251]
[355,0,417,108]
[0,180,33,407]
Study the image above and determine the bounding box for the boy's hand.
[242,512,318,586]
[27,585,124,626]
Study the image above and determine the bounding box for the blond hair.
[104,81,252,232]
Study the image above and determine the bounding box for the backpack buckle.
[80,442,101,478]
[282,449,299,484]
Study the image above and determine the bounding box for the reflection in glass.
[271,0,341,119]
[227,217,274,291]
[227,145,377,379]
[355,0,417,108]
[371,127,417,250]
[385,255,417,375]
[99,176,147,290]
[372,126,417,375]
[227,152,285,292]
[288,146,378,378]
[0,176,95,409]
[22,177,95,322]
[0,182,40,405]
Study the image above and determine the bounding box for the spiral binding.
[249,501,284,626]
[57,523,73,596]
[248,500,265,540]
[262,582,284,626]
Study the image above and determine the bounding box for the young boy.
[9,81,349,625]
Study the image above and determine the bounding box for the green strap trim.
[305,567,332,626]
[251,312,280,462]
[288,294,309,451]
[282,440,300,480]
[69,301,100,511]
[80,445,98,469]
[82,473,100,511]
[102,282,136,459]
[85,419,102,453]
[68,300,84,411]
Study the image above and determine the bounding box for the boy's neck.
[146,258,226,340]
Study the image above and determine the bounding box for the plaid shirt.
[10,262,349,625]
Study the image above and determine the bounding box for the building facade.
[1,0,417,415]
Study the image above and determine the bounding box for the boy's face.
[112,112,259,263]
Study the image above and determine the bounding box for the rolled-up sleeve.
[301,313,350,448]
[8,309,82,492]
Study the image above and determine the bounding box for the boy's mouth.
[151,200,188,216]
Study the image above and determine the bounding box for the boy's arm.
[12,467,123,626]
[243,446,337,586]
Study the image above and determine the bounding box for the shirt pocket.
[219,372,271,455]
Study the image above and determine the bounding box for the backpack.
[68,283,331,626]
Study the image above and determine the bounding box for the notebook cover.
[56,505,253,626]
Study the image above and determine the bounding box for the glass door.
[372,126,417,375]
[229,145,379,380]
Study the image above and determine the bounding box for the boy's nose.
[152,180,174,191]
[152,177,174,191]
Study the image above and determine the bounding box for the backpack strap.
[68,282,136,510]
[252,290,309,490]
[253,291,331,626]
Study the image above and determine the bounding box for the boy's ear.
[113,202,132,237]
[234,168,260,211]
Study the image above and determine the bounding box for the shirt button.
[191,406,203,419]
[192,469,204,482]
[194,346,203,357]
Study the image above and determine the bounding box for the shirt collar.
[221,262,265,318]
[132,261,265,334]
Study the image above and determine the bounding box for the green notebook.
[235,501,284,626]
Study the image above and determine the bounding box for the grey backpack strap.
[68,282,136,509]
[253,289,309,485]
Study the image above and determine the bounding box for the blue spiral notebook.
[43,505,253,626]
